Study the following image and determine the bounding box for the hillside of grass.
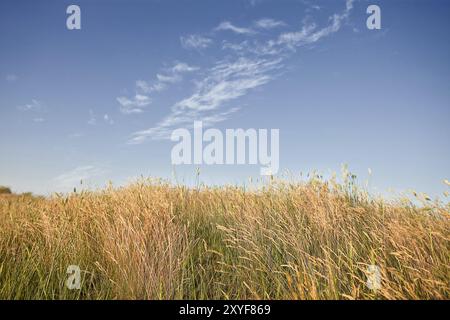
[0,177,448,300]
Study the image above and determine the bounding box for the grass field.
[0,174,448,300]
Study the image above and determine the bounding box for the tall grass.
[0,176,448,299]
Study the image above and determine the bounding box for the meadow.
[0,173,448,300]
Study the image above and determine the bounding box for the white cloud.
[128,0,355,143]
[274,0,353,49]
[135,80,165,94]
[254,18,286,30]
[156,73,181,84]
[129,57,282,143]
[135,80,152,93]
[222,39,281,56]
[301,0,322,12]
[275,23,318,47]
[33,117,45,123]
[130,107,241,144]
[171,62,199,73]
[118,62,198,114]
[17,99,43,112]
[136,62,198,93]
[174,58,280,112]
[181,34,213,50]
[54,165,107,190]
[104,114,114,125]
[117,94,151,114]
[156,62,197,83]
[215,21,255,35]
[223,2,353,55]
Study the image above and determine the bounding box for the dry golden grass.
[0,176,448,299]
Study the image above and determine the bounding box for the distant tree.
[0,186,12,194]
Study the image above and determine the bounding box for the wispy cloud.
[171,62,199,73]
[181,34,213,50]
[54,165,107,190]
[129,57,282,143]
[222,39,282,56]
[174,58,281,112]
[274,0,354,49]
[88,110,114,125]
[118,61,198,114]
[103,114,114,125]
[17,99,44,112]
[135,80,165,94]
[301,0,322,12]
[254,18,286,30]
[156,73,180,84]
[129,0,354,143]
[117,94,151,114]
[130,107,241,144]
[215,21,255,35]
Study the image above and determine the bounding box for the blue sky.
[0,0,449,198]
